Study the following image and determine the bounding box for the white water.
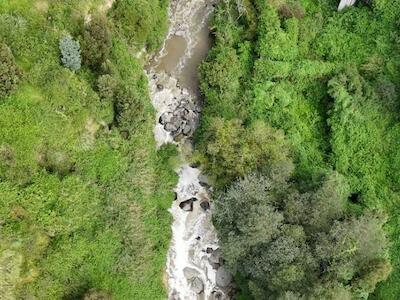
[147,0,233,299]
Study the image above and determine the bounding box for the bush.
[0,43,22,98]
[197,118,292,187]
[59,35,81,71]
[111,0,168,51]
[97,74,118,101]
[114,83,145,137]
[82,14,111,70]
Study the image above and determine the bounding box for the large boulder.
[179,197,197,211]
[184,267,200,280]
[200,201,210,211]
[208,248,221,265]
[216,266,232,288]
[190,277,204,294]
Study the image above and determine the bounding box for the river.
[147,0,234,299]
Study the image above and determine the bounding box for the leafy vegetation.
[59,35,82,71]
[82,14,111,70]
[110,0,169,52]
[0,43,21,98]
[197,0,400,298]
[215,171,391,299]
[0,0,174,299]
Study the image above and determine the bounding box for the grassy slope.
[0,1,176,299]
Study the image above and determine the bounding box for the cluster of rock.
[179,197,210,212]
[181,247,234,298]
[175,172,235,298]
[158,93,200,141]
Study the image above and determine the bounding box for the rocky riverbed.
[147,0,235,299]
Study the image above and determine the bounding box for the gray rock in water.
[179,200,193,211]
[211,291,224,300]
[190,162,199,168]
[190,277,204,294]
[159,112,171,125]
[164,122,178,132]
[200,201,210,211]
[209,248,221,264]
[198,174,210,187]
[179,198,197,211]
[184,267,200,280]
[216,266,232,288]
[182,123,192,135]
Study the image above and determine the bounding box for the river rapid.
[147,0,234,299]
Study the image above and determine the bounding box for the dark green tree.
[0,43,21,98]
[214,171,390,299]
[82,14,111,70]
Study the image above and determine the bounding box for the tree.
[214,173,285,268]
[214,172,391,299]
[0,43,21,98]
[82,14,111,70]
[59,35,81,71]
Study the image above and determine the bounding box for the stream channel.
[147,0,235,299]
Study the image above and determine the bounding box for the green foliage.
[82,14,111,70]
[84,289,112,300]
[59,35,81,71]
[197,118,292,187]
[0,1,173,299]
[199,45,243,119]
[327,67,395,207]
[97,74,118,101]
[199,0,400,298]
[111,0,168,51]
[114,83,145,136]
[214,172,391,299]
[0,43,21,98]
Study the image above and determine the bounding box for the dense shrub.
[0,14,27,53]
[114,83,145,137]
[199,45,247,120]
[0,43,22,98]
[197,118,292,187]
[111,0,168,51]
[214,172,391,299]
[97,74,118,101]
[82,14,111,70]
[59,35,81,71]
